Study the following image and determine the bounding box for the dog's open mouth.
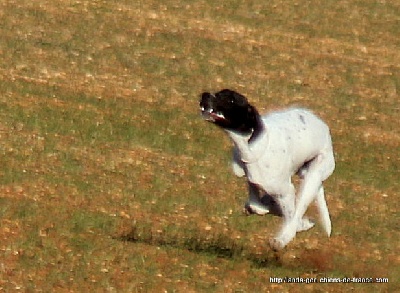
[201,108,226,122]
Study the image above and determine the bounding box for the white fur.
[228,108,335,250]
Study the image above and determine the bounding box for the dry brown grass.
[0,0,399,291]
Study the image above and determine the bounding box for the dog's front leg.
[274,191,295,223]
[244,182,270,215]
[269,183,314,250]
[271,158,326,250]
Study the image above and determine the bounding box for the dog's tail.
[316,186,332,236]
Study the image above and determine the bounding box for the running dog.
[199,89,335,250]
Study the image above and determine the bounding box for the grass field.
[0,0,399,291]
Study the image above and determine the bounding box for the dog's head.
[200,89,262,137]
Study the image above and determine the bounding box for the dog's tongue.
[209,111,226,121]
[201,107,227,122]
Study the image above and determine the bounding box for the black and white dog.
[200,89,335,250]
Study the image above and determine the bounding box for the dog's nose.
[200,92,214,110]
[200,92,213,104]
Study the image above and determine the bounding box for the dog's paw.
[244,203,270,216]
[297,217,315,232]
[269,237,286,251]
[269,234,294,251]
[271,225,297,250]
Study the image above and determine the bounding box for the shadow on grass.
[117,221,281,269]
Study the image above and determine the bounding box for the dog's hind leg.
[293,186,331,233]
[270,153,334,250]
[271,175,321,249]
[316,186,331,236]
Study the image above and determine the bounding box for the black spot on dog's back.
[299,114,306,124]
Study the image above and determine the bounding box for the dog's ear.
[232,91,248,106]
[246,105,259,126]
[247,105,264,142]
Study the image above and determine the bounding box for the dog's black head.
[200,89,263,140]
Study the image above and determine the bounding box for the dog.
[200,89,335,250]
